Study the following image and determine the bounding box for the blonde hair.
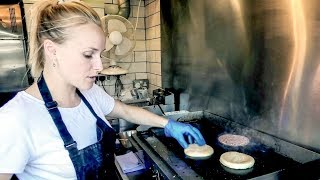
[27,0,101,78]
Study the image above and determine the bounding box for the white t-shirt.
[0,84,115,180]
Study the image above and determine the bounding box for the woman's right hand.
[164,119,206,149]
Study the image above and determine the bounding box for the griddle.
[136,119,300,179]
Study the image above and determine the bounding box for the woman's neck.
[26,71,81,108]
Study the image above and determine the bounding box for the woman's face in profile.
[54,22,106,90]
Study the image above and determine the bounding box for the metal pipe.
[117,0,130,19]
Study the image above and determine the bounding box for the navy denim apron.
[37,73,117,179]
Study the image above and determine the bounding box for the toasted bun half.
[220,151,255,169]
[184,144,214,159]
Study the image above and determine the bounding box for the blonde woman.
[0,0,205,179]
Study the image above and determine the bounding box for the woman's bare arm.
[108,100,168,128]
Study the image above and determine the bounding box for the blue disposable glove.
[164,119,206,149]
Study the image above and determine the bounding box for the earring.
[53,53,57,67]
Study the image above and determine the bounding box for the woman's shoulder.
[2,91,42,107]
[0,91,43,124]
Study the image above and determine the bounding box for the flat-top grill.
[128,111,320,179]
[134,121,297,179]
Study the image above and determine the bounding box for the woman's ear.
[43,39,57,60]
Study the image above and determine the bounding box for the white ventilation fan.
[100,15,136,76]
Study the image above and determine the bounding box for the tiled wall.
[103,0,161,97]
[102,0,147,98]
[145,0,161,95]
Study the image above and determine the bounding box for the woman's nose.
[94,58,103,72]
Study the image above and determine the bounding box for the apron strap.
[37,73,78,155]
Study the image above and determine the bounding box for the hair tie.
[58,0,80,4]
[58,0,65,4]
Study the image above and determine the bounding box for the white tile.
[93,8,105,17]
[147,62,151,72]
[104,0,113,3]
[155,0,160,13]
[146,26,156,39]
[82,0,104,9]
[146,40,150,51]
[130,0,145,6]
[113,0,119,4]
[152,51,159,62]
[155,25,161,38]
[123,84,132,91]
[136,73,148,79]
[134,52,147,62]
[132,6,145,17]
[145,4,149,17]
[134,29,146,40]
[145,0,155,6]
[155,51,161,63]
[104,4,119,14]
[147,12,160,27]
[150,62,161,75]
[149,38,161,51]
[146,28,151,40]
[144,0,151,6]
[156,74,162,87]
[145,16,151,28]
[145,28,152,40]
[146,1,155,17]
[147,51,155,62]
[133,40,146,51]
[149,73,157,85]
[128,17,145,29]
[151,12,160,26]
[126,62,147,72]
